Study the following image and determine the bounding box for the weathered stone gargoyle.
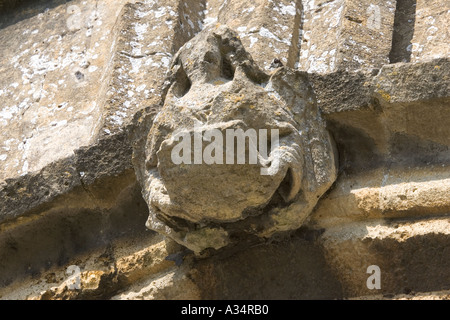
[132,25,338,254]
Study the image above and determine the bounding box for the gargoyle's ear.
[127,105,160,181]
[267,68,317,123]
[266,68,338,194]
[230,60,269,85]
[212,25,269,84]
[166,63,192,99]
[159,51,193,103]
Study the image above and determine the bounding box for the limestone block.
[0,0,205,184]
[204,0,302,70]
[111,267,201,300]
[321,218,450,297]
[0,0,130,181]
[101,0,206,136]
[372,58,450,147]
[410,0,450,62]
[299,0,396,74]
[0,234,179,300]
[311,165,450,229]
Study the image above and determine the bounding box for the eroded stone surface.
[310,165,450,229]
[0,0,129,181]
[410,0,450,63]
[100,0,206,137]
[209,0,302,70]
[0,0,206,182]
[299,0,396,74]
[321,218,450,297]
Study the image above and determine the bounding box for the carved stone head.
[133,25,338,254]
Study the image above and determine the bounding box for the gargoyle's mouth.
[150,123,304,221]
[151,161,303,223]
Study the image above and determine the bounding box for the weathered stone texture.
[0,0,449,301]
[0,0,207,182]
[299,0,396,74]
[321,218,450,297]
[210,0,302,70]
[0,0,134,182]
[101,0,206,136]
[410,0,450,62]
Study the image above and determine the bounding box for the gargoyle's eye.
[204,51,219,65]
[220,55,234,80]
[171,64,191,98]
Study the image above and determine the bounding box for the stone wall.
[0,0,449,299]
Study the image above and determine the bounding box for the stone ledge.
[320,217,450,297]
[1,58,448,234]
[310,165,450,229]
[373,57,450,105]
[0,233,179,300]
[311,57,450,115]
[0,131,133,225]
